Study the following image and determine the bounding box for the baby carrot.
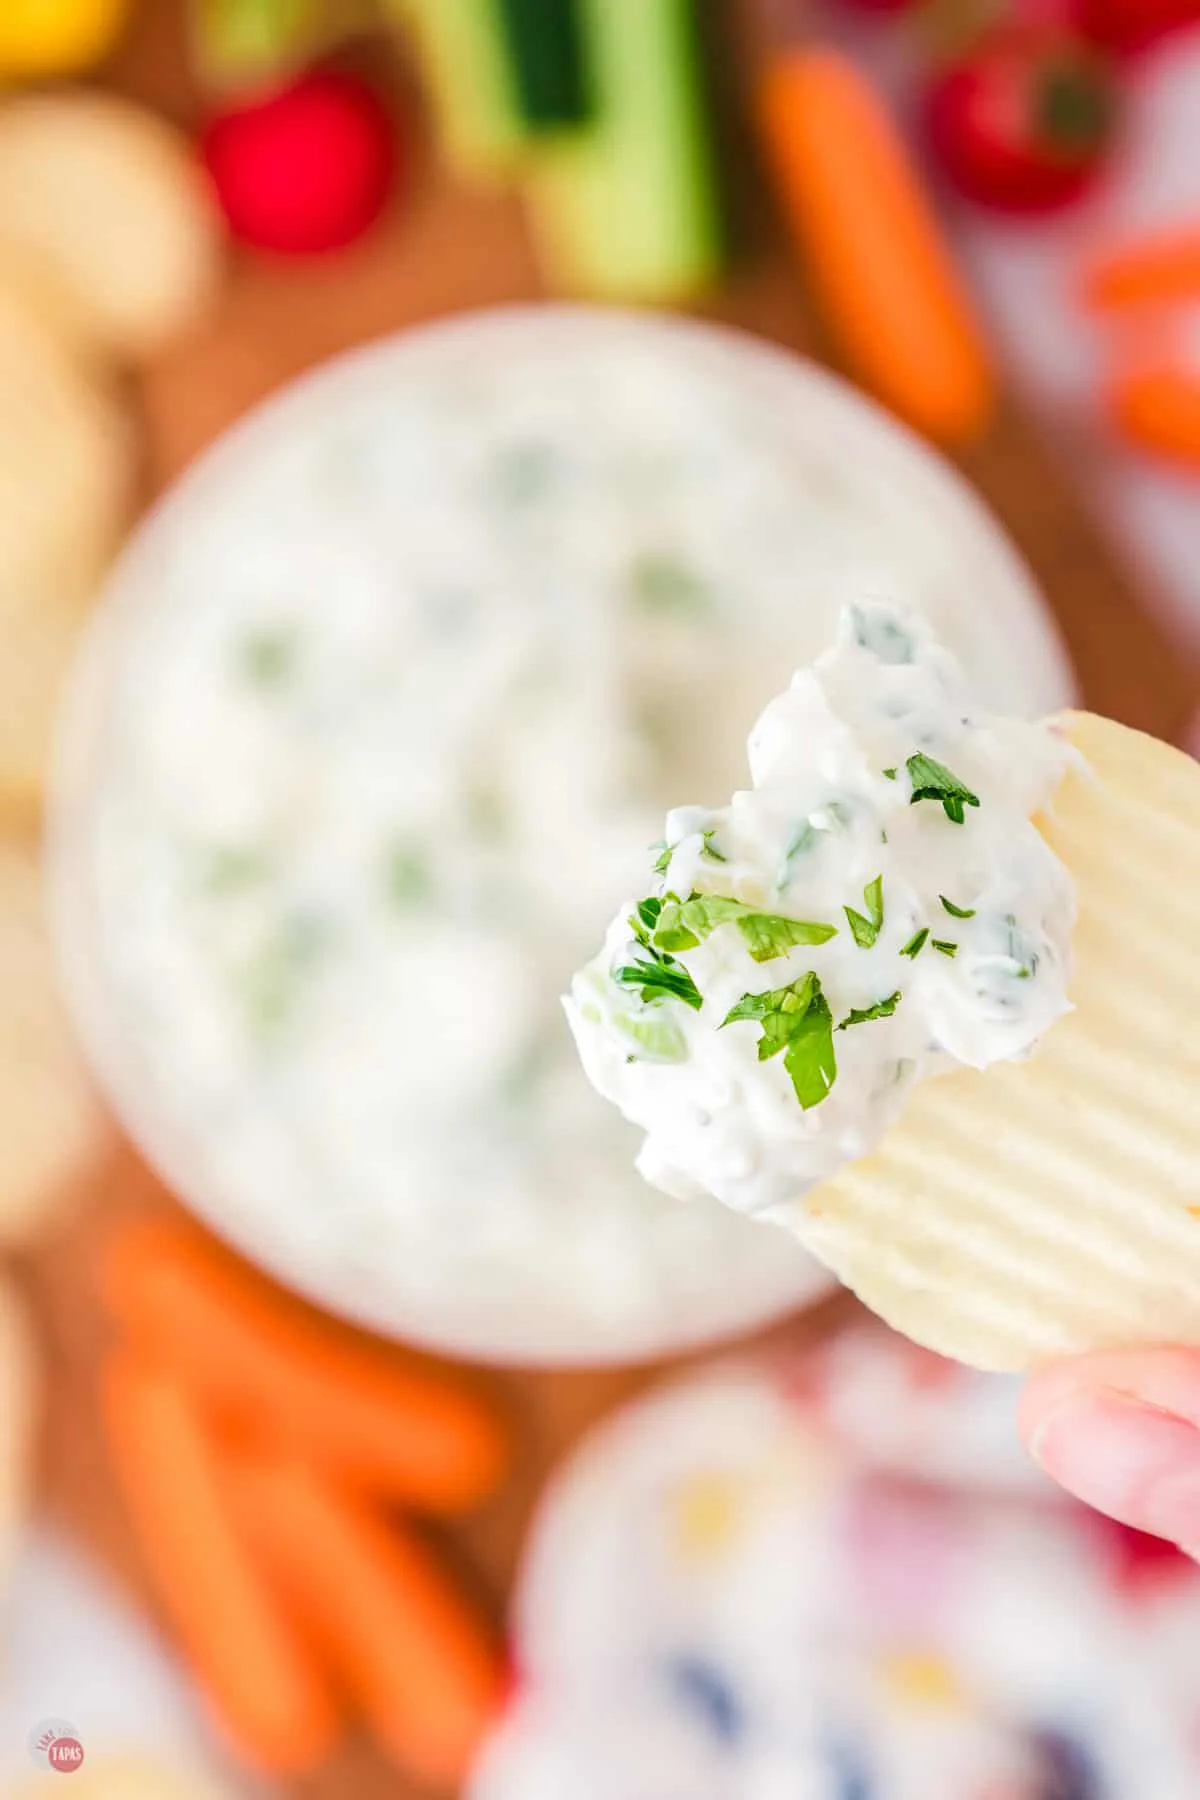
[228,1455,504,1789]
[100,1354,341,1774]
[757,48,995,446]
[1109,363,1200,468]
[1083,223,1200,312]
[102,1217,507,1512]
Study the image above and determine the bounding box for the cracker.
[0,841,108,1244]
[0,283,132,620]
[0,1276,38,1595]
[773,712,1200,1372]
[0,94,222,362]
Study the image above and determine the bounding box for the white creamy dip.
[56,312,1074,1360]
[567,605,1075,1218]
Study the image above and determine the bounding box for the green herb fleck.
[849,607,915,665]
[882,768,897,781]
[785,822,820,862]
[844,874,884,950]
[613,957,703,1012]
[615,1009,689,1063]
[901,928,929,959]
[198,845,271,895]
[243,913,331,1040]
[932,939,958,958]
[626,550,710,615]
[652,841,674,875]
[939,895,976,919]
[700,830,727,864]
[906,754,980,824]
[491,441,558,506]
[383,840,433,910]
[239,626,299,689]
[722,973,837,1111]
[838,991,902,1030]
[651,893,837,963]
[466,782,508,841]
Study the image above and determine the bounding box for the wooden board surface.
[13,4,1199,1795]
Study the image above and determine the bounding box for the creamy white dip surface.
[57,313,1074,1360]
[567,605,1076,1219]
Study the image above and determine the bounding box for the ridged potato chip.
[0,1276,37,1595]
[7,1757,228,1800]
[0,841,107,1243]
[0,283,132,620]
[0,94,222,363]
[773,713,1200,1372]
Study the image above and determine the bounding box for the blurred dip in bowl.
[51,308,1074,1365]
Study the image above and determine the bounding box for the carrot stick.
[228,1454,503,1789]
[101,1217,508,1512]
[100,1354,341,1774]
[1083,224,1200,312]
[1109,363,1200,467]
[757,48,995,446]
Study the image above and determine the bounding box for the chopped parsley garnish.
[652,841,674,875]
[630,896,664,945]
[849,607,915,665]
[785,821,820,863]
[651,893,837,964]
[882,768,897,781]
[239,626,299,689]
[845,874,884,950]
[198,845,271,895]
[838,992,901,1030]
[243,912,332,1039]
[722,973,837,1111]
[939,895,976,919]
[616,896,703,1011]
[700,830,727,863]
[613,957,703,1011]
[932,939,958,958]
[905,753,980,824]
[626,550,710,615]
[383,841,433,910]
[900,928,929,959]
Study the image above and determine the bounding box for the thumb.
[1020,1349,1200,1553]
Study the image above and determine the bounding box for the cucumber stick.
[525,0,724,303]
[496,0,591,127]
[396,0,585,183]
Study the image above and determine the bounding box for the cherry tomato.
[1076,0,1200,54]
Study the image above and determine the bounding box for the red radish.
[203,70,397,257]
[925,23,1120,213]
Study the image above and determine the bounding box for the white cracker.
[775,713,1200,1371]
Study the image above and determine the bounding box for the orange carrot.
[228,1454,503,1789]
[1110,363,1200,467]
[102,1217,508,1512]
[1083,223,1200,312]
[757,49,995,446]
[101,1354,341,1774]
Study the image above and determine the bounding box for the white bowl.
[51,307,1075,1367]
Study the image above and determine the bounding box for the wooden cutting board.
[15,4,1197,1796]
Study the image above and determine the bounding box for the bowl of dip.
[51,307,1075,1365]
